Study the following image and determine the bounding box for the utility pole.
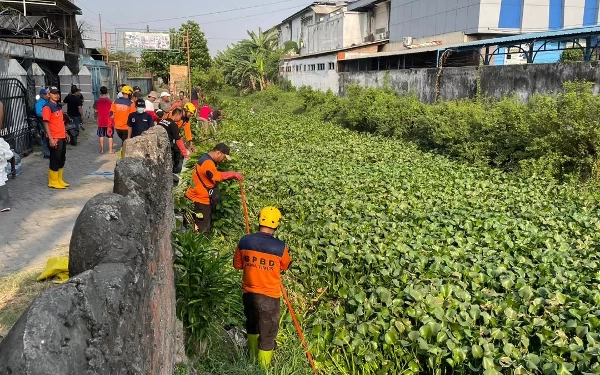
[99,14,103,49]
[105,32,110,63]
[186,29,191,98]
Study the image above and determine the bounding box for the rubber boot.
[247,334,259,359]
[58,168,69,187]
[258,350,273,369]
[48,170,65,189]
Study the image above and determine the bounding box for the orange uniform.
[167,112,193,142]
[42,102,66,139]
[110,97,134,130]
[233,232,291,298]
[185,153,223,205]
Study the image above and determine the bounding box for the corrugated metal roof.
[348,0,387,11]
[444,26,600,51]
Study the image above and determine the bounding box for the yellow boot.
[258,350,273,369]
[247,334,259,359]
[58,168,69,187]
[48,170,65,189]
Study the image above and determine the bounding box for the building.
[276,0,600,93]
[0,0,85,83]
[277,1,391,91]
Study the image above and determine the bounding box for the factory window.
[328,62,335,70]
[311,64,316,71]
[317,63,325,70]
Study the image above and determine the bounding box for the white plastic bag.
[0,138,13,186]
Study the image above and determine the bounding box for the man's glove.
[221,171,243,181]
[175,138,189,159]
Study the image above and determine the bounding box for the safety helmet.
[259,206,281,229]
[184,102,196,114]
[121,85,134,95]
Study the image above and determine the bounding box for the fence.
[0,78,33,156]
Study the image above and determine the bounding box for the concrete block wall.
[338,60,600,103]
[0,126,177,375]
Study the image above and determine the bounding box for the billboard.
[124,32,171,50]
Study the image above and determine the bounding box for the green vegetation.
[559,48,585,63]
[174,88,600,374]
[298,82,600,184]
[214,28,291,92]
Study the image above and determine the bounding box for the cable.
[109,0,306,26]
[72,0,120,26]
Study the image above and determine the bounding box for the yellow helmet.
[121,85,134,95]
[184,102,196,113]
[259,206,281,229]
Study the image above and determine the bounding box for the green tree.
[98,49,143,76]
[140,21,210,84]
[214,27,289,91]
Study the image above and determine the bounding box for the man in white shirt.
[146,91,157,111]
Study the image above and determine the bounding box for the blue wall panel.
[583,0,600,26]
[549,0,564,29]
[498,0,524,28]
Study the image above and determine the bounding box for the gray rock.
[0,127,176,375]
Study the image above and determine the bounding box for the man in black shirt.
[63,86,83,131]
[157,107,189,174]
[127,99,154,138]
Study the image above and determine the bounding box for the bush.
[298,81,600,183]
[173,230,242,358]
[559,48,584,63]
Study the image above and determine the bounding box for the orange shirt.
[110,98,134,130]
[167,112,193,141]
[42,102,66,139]
[233,232,291,298]
[185,154,223,204]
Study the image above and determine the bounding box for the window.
[329,62,335,70]
[311,64,316,71]
[317,63,325,70]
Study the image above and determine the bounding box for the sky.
[74,0,312,55]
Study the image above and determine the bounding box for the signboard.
[124,32,171,50]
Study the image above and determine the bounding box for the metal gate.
[0,78,33,155]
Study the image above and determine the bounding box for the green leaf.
[472,345,484,359]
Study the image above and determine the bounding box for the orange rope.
[280,282,319,374]
[237,181,318,374]
[238,180,251,235]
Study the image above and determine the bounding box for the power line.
[72,0,119,26]
[111,0,306,26]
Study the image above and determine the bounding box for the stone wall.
[0,127,176,375]
[339,61,600,103]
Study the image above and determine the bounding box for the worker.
[233,207,291,369]
[127,99,154,139]
[185,143,243,233]
[110,85,134,145]
[156,107,190,176]
[180,102,196,152]
[199,102,212,137]
[42,86,69,189]
[166,102,196,166]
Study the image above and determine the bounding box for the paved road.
[0,129,120,276]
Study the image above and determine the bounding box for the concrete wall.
[338,61,600,103]
[0,127,177,375]
[282,54,339,92]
